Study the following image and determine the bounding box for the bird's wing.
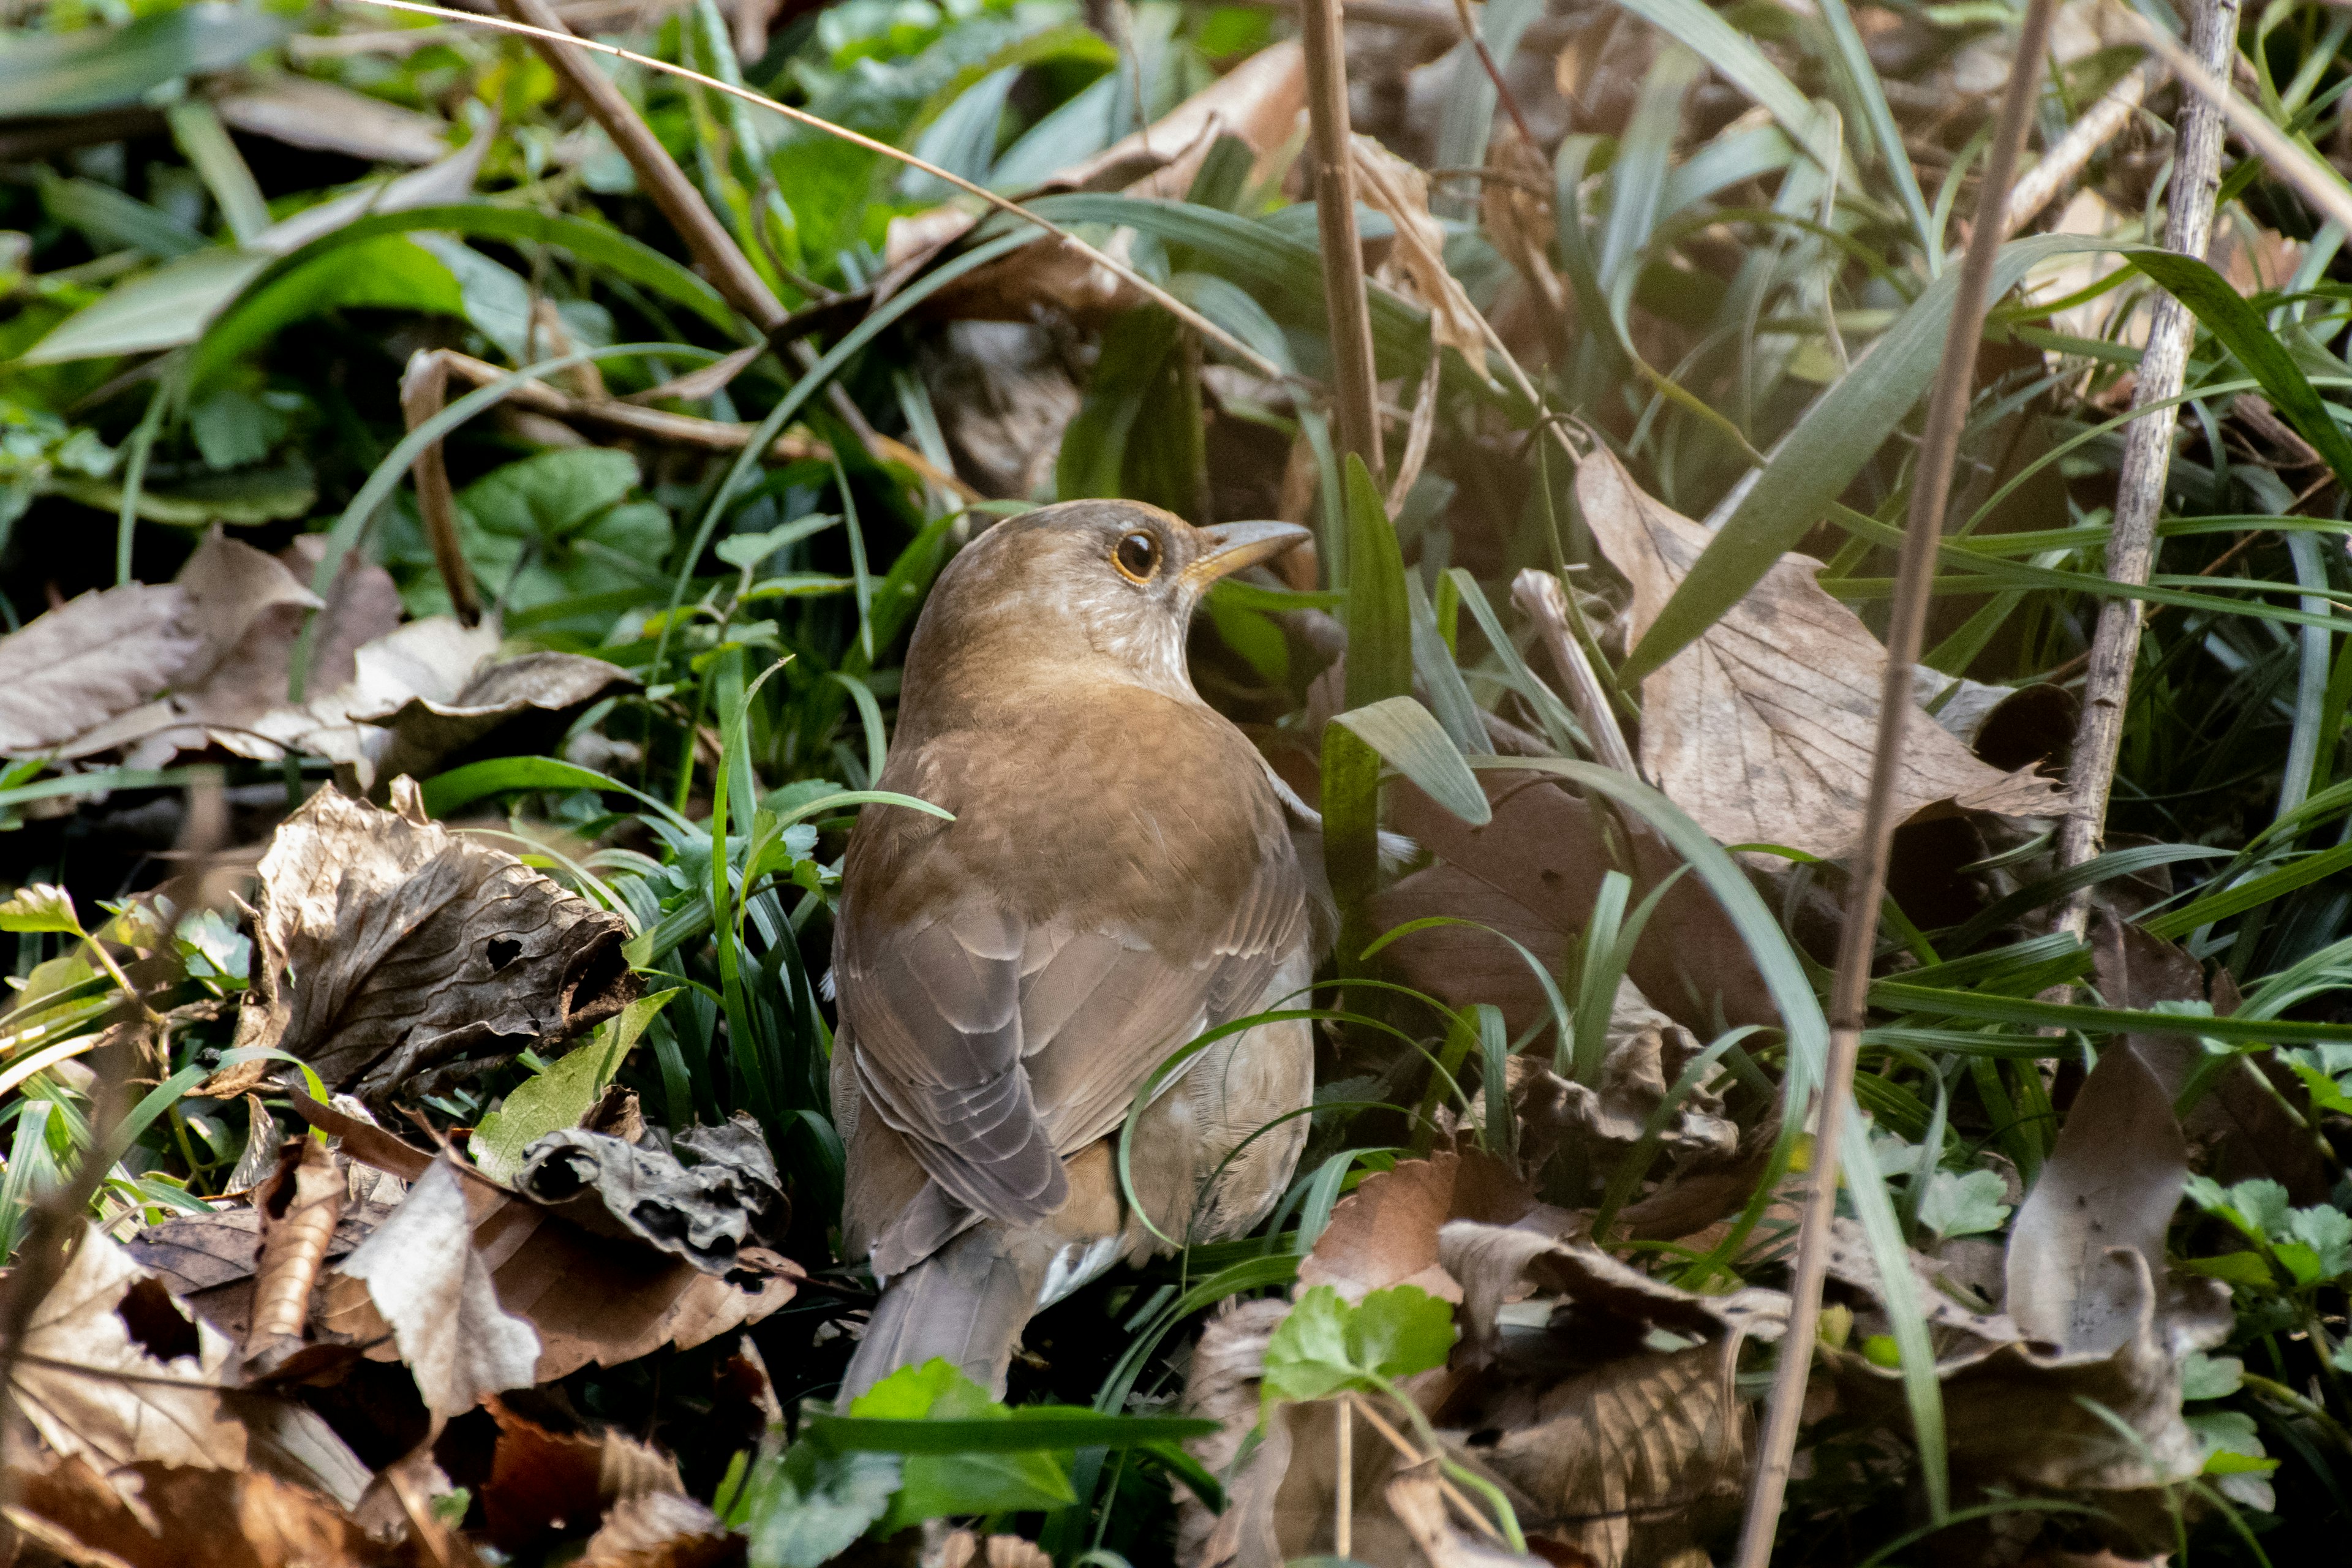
[1022,855,1310,1159]
[838,833,1308,1231]
[839,897,1069,1223]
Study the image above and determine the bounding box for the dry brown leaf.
[1824,1047,2232,1494]
[1371,773,1777,1041]
[336,1155,543,1420]
[933,1532,1055,1568]
[248,614,503,783]
[481,1395,682,1551]
[514,1117,788,1280]
[2,1449,420,1568]
[362,650,639,785]
[216,75,451,165]
[1385,1460,1562,1568]
[287,1093,799,1384]
[579,1491,745,1568]
[1296,1148,1553,1305]
[0,582,198,754]
[246,1133,346,1360]
[1577,446,2067,861]
[233,778,638,1101]
[11,1223,250,1474]
[1351,134,1488,377]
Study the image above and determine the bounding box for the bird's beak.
[1184,520,1311,586]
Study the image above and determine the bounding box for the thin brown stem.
[2052,0,2242,940]
[1733,0,2060,1560]
[345,0,1294,384]
[1296,0,1385,469]
[398,349,481,627]
[1448,0,1540,154]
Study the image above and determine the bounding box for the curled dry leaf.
[245,1132,347,1362]
[1823,1046,2232,1498]
[1296,1148,1563,1305]
[933,1531,1055,1568]
[1577,445,2066,861]
[336,1156,544,1421]
[249,614,504,783]
[579,1491,745,1568]
[0,581,198,755]
[1,1449,429,1568]
[1384,1460,1566,1568]
[233,778,638,1102]
[1372,772,1777,1041]
[514,1115,788,1280]
[363,649,641,785]
[481,1394,683,1551]
[1351,134,1488,377]
[287,1092,799,1385]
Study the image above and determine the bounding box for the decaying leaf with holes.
[233,777,639,1104]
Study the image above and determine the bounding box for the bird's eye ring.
[1114,530,1161,582]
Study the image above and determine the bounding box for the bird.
[830,499,1319,1401]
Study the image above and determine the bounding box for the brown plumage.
[832,500,1317,1400]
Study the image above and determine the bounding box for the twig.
[2052,0,2242,941]
[1448,0,1540,154]
[1334,1395,1353,1556]
[1512,568,1638,776]
[1341,1392,1506,1545]
[399,350,482,626]
[1733,0,2060,1561]
[1297,0,1385,469]
[344,0,1294,385]
[2004,59,2160,237]
[2116,1,2352,234]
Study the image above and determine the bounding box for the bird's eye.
[1114,530,1161,582]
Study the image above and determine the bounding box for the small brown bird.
[831,499,1316,1400]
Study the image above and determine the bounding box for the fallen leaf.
[216,75,451,165]
[232,778,638,1102]
[246,1132,346,1363]
[0,582,198,754]
[336,1155,543,1420]
[1824,1047,2233,1494]
[1296,1148,1553,1305]
[1371,772,1777,1041]
[480,1395,683,1551]
[249,614,504,784]
[361,649,640,785]
[514,1115,788,1280]
[1352,134,1487,377]
[1,1450,417,1568]
[579,1491,745,1568]
[1577,445,2066,861]
[1384,1460,1556,1568]
[11,1223,249,1473]
[934,1532,1055,1568]
[470,988,678,1185]
[288,1093,799,1384]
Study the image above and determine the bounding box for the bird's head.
[903,500,1310,710]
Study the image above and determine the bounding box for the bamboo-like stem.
[1732,1,2060,1561]
[2052,0,2242,938]
[1334,1396,1353,1557]
[343,0,1294,384]
[1297,0,1385,470]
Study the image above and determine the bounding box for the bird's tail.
[839,1225,1040,1407]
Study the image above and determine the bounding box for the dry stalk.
[1340,1392,1506,1544]
[1732,0,2061,1559]
[1511,568,1638,777]
[1334,1395,1353,1557]
[1297,0,1385,469]
[398,349,481,626]
[2003,59,2160,237]
[2053,0,2246,938]
[342,0,1294,385]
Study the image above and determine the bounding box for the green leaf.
[1330,698,1490,827]
[1624,233,2086,684]
[469,990,680,1185]
[846,1362,1076,1531]
[0,5,289,116]
[2286,1204,2352,1279]
[2180,1352,2244,1401]
[1342,454,1411,709]
[0,883,80,937]
[1261,1284,1456,1408]
[742,1446,902,1568]
[1915,1167,2011,1241]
